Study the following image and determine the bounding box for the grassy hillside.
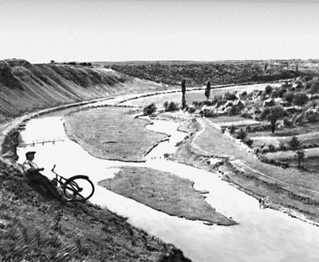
[0,59,164,122]
[0,161,190,261]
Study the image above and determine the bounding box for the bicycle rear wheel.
[63,175,95,202]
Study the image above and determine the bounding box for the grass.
[250,130,319,148]
[64,107,167,161]
[99,166,236,226]
[249,122,319,137]
[265,147,319,161]
[0,162,190,261]
[282,157,319,173]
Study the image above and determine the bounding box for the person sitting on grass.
[23,151,62,201]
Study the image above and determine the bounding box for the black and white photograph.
[1,0,319,261]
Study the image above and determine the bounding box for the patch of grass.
[99,166,236,226]
[64,107,167,161]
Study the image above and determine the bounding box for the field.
[99,166,236,226]
[64,107,167,161]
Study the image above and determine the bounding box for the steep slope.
[0,59,163,122]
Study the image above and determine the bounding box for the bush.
[310,81,319,94]
[224,92,237,101]
[265,85,273,95]
[279,141,287,151]
[283,117,293,128]
[236,128,247,140]
[187,105,196,113]
[293,92,309,106]
[143,103,157,115]
[283,92,294,104]
[244,138,253,147]
[288,136,301,150]
[163,101,179,112]
[268,144,276,152]
[229,125,236,134]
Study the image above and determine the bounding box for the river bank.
[171,116,319,226]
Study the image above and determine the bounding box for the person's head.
[25,151,36,161]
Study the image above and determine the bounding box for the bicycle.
[51,165,95,202]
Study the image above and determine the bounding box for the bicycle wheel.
[63,175,95,202]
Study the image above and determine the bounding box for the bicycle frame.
[51,165,68,186]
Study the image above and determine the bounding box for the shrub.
[293,92,309,106]
[245,138,254,147]
[143,103,157,115]
[310,81,319,94]
[224,92,237,101]
[265,85,273,95]
[268,144,276,152]
[283,117,293,128]
[236,128,247,140]
[229,125,236,134]
[288,136,301,150]
[163,101,179,112]
[283,92,294,104]
[187,105,196,113]
[279,141,287,151]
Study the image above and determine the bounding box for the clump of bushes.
[293,92,309,106]
[163,101,179,112]
[288,136,301,150]
[187,105,196,113]
[143,103,157,115]
[224,92,237,101]
[236,128,247,140]
[244,138,253,147]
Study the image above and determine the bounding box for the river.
[16,88,319,262]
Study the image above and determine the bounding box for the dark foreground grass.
[0,161,190,262]
[99,166,236,226]
[64,107,167,162]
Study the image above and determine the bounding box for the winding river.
[16,88,319,262]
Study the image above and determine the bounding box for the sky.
[0,0,319,63]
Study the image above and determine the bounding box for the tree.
[260,105,286,133]
[283,92,294,104]
[181,79,186,109]
[288,136,301,150]
[310,81,319,94]
[143,103,157,115]
[293,92,309,106]
[205,81,211,100]
[296,150,305,168]
[265,85,273,95]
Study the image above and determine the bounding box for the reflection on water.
[17,116,319,262]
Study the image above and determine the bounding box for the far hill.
[0,59,163,122]
[101,60,306,87]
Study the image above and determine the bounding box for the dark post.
[205,81,211,100]
[181,79,186,109]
